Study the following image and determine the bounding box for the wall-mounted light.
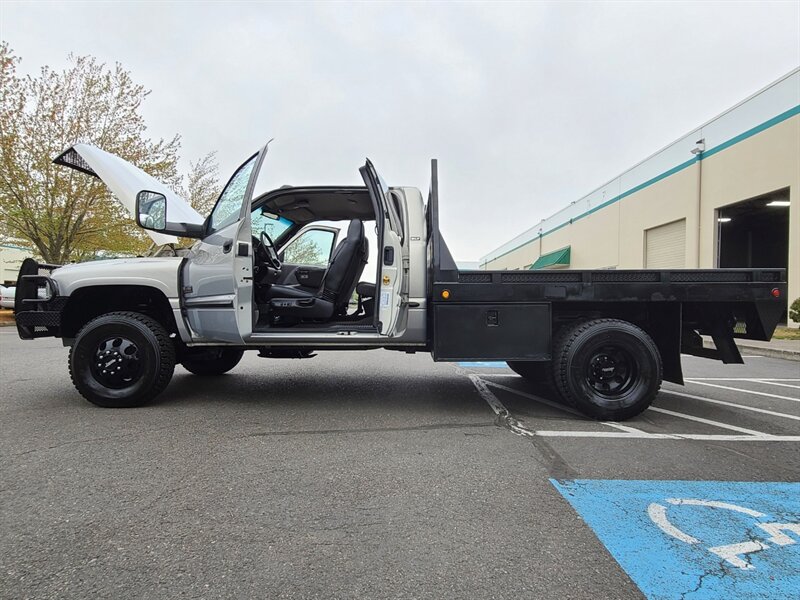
[766,200,790,207]
[690,138,705,155]
[717,217,732,223]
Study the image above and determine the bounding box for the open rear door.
[360,159,406,336]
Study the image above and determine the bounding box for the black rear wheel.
[181,348,244,376]
[69,312,175,408]
[553,318,662,420]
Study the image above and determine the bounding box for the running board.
[258,348,316,359]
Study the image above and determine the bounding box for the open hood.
[54,143,204,246]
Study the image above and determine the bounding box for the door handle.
[222,240,233,254]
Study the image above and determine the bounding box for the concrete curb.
[703,340,800,362]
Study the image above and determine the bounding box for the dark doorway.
[717,189,790,270]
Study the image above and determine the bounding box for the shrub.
[790,297,800,325]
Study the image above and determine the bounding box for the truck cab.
[161,148,430,349]
[46,143,431,345]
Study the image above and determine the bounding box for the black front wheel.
[69,312,176,408]
[181,348,244,376]
[553,318,662,420]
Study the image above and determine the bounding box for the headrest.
[347,219,364,239]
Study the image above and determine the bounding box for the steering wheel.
[259,230,281,270]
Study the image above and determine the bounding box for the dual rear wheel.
[508,318,662,421]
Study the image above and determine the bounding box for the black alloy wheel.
[69,311,175,408]
[90,336,143,388]
[585,345,637,398]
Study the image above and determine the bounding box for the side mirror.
[136,191,167,231]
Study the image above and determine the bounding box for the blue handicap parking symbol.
[551,480,800,600]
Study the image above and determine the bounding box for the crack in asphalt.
[528,435,579,480]
[246,421,494,437]
[7,424,180,458]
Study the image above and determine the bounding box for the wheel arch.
[61,285,178,339]
[550,302,682,385]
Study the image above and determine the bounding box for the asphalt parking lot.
[1,328,798,599]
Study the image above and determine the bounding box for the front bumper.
[14,258,64,339]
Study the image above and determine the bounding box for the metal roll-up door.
[645,219,686,268]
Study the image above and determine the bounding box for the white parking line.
[601,422,649,434]
[685,380,800,403]
[660,389,800,422]
[686,377,800,390]
[686,378,800,381]
[533,432,800,441]
[750,380,800,390]
[648,407,767,436]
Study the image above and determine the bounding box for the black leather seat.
[356,282,376,298]
[269,220,368,320]
[266,283,318,299]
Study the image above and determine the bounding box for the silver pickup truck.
[14,142,786,420]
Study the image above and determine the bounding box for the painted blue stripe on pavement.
[457,361,509,368]
[551,479,800,599]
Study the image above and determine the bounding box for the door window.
[283,229,337,267]
[209,154,258,232]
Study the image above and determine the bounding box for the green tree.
[283,235,329,266]
[0,43,182,263]
[180,151,220,216]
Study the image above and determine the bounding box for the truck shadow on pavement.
[157,368,493,419]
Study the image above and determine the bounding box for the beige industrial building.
[480,69,799,323]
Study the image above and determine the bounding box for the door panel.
[378,228,403,335]
[183,148,267,342]
[184,218,252,342]
[359,160,406,336]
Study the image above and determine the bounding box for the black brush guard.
[14,258,64,339]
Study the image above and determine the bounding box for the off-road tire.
[181,348,244,376]
[69,311,176,408]
[553,318,662,421]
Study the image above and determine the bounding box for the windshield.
[251,208,294,240]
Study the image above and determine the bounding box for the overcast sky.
[2,1,798,261]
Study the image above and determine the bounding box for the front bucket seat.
[269,219,368,320]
